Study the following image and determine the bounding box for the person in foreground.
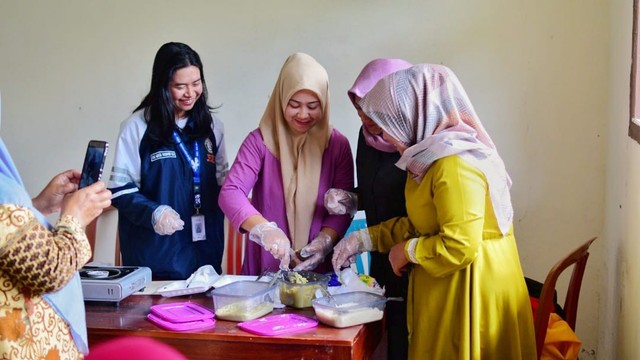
[332,64,537,359]
[325,58,412,360]
[109,42,228,279]
[219,52,353,274]
[0,136,111,359]
[85,336,187,360]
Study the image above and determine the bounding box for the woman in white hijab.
[332,64,536,359]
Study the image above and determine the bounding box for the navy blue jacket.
[110,117,224,279]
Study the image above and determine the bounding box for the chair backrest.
[85,206,121,266]
[534,237,596,359]
[225,218,245,274]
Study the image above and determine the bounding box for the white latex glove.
[152,205,185,235]
[249,221,292,270]
[324,188,358,216]
[331,228,375,274]
[293,232,333,271]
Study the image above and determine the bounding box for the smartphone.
[79,140,109,189]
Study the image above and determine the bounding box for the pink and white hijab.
[347,58,412,153]
[359,64,513,235]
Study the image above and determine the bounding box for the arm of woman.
[212,114,229,186]
[320,131,355,238]
[218,130,264,232]
[407,156,486,278]
[108,116,160,229]
[31,169,81,216]
[370,216,415,253]
[0,204,92,295]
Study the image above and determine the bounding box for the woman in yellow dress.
[332,64,537,359]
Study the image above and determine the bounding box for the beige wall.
[1,0,619,357]
[608,0,638,359]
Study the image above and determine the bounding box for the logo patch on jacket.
[205,138,216,164]
[205,138,214,154]
[150,151,177,162]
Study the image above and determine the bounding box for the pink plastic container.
[150,302,215,322]
[147,313,216,331]
[237,314,318,336]
[147,302,216,331]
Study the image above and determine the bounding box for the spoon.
[267,270,282,287]
[254,268,269,282]
[318,287,337,305]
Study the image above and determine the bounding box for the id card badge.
[191,214,206,242]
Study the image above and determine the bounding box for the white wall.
[607,0,639,359]
[0,0,614,356]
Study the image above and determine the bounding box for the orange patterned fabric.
[0,204,90,360]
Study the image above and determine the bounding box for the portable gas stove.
[80,265,152,302]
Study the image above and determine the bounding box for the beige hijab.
[258,53,332,250]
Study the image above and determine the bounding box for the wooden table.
[85,293,383,360]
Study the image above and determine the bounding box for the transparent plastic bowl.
[278,271,329,308]
[210,280,276,321]
[312,291,386,328]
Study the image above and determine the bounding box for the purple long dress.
[218,128,354,275]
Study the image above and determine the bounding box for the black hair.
[135,42,217,146]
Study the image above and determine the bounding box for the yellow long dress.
[370,155,536,359]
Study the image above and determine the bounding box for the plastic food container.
[237,314,318,336]
[210,281,276,321]
[312,291,386,328]
[279,271,329,308]
[147,302,216,331]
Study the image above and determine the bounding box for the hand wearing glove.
[152,205,185,235]
[331,228,375,275]
[249,221,292,270]
[293,232,333,271]
[324,188,358,217]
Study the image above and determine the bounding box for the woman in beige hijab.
[219,53,354,274]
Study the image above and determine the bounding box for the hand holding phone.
[79,140,109,189]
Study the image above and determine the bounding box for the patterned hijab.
[360,64,513,234]
[258,53,332,250]
[348,58,412,153]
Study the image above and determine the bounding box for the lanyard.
[172,131,201,213]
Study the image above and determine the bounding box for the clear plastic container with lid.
[312,291,386,328]
[210,280,276,321]
[278,271,330,308]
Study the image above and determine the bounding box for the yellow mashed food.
[215,301,274,321]
[289,272,309,284]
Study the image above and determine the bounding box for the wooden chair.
[534,237,596,359]
[225,219,245,274]
[85,206,121,266]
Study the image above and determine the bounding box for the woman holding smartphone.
[108,42,228,280]
[0,135,111,359]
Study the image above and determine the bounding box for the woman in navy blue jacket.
[108,42,228,279]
